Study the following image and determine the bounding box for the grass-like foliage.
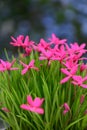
[0,34,87,130]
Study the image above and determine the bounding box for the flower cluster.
[0,34,87,130]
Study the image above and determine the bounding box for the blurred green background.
[0,0,87,58]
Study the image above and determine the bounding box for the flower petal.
[2,107,10,112]
[20,104,30,110]
[71,81,78,86]
[11,59,16,66]
[20,104,44,114]
[27,95,34,106]
[34,107,44,114]
[21,68,28,75]
[20,61,27,67]
[63,110,68,115]
[61,68,70,75]
[29,60,35,67]
[10,68,19,70]
[83,76,87,82]
[60,76,70,84]
[81,84,87,88]
[39,56,47,60]
[31,67,39,71]
[33,98,44,107]
[71,66,78,75]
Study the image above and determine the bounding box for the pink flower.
[20,59,39,75]
[39,48,54,65]
[10,35,34,48]
[32,38,51,52]
[66,42,87,55]
[20,95,44,114]
[80,95,85,104]
[65,42,87,63]
[62,103,70,115]
[21,35,34,49]
[0,59,18,72]
[80,63,87,73]
[66,51,84,62]
[10,35,24,47]
[62,59,78,70]
[2,107,10,112]
[23,47,32,57]
[69,42,86,54]
[72,75,87,88]
[60,65,78,84]
[52,45,67,62]
[49,33,67,46]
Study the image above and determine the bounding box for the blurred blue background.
[0,0,87,58]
